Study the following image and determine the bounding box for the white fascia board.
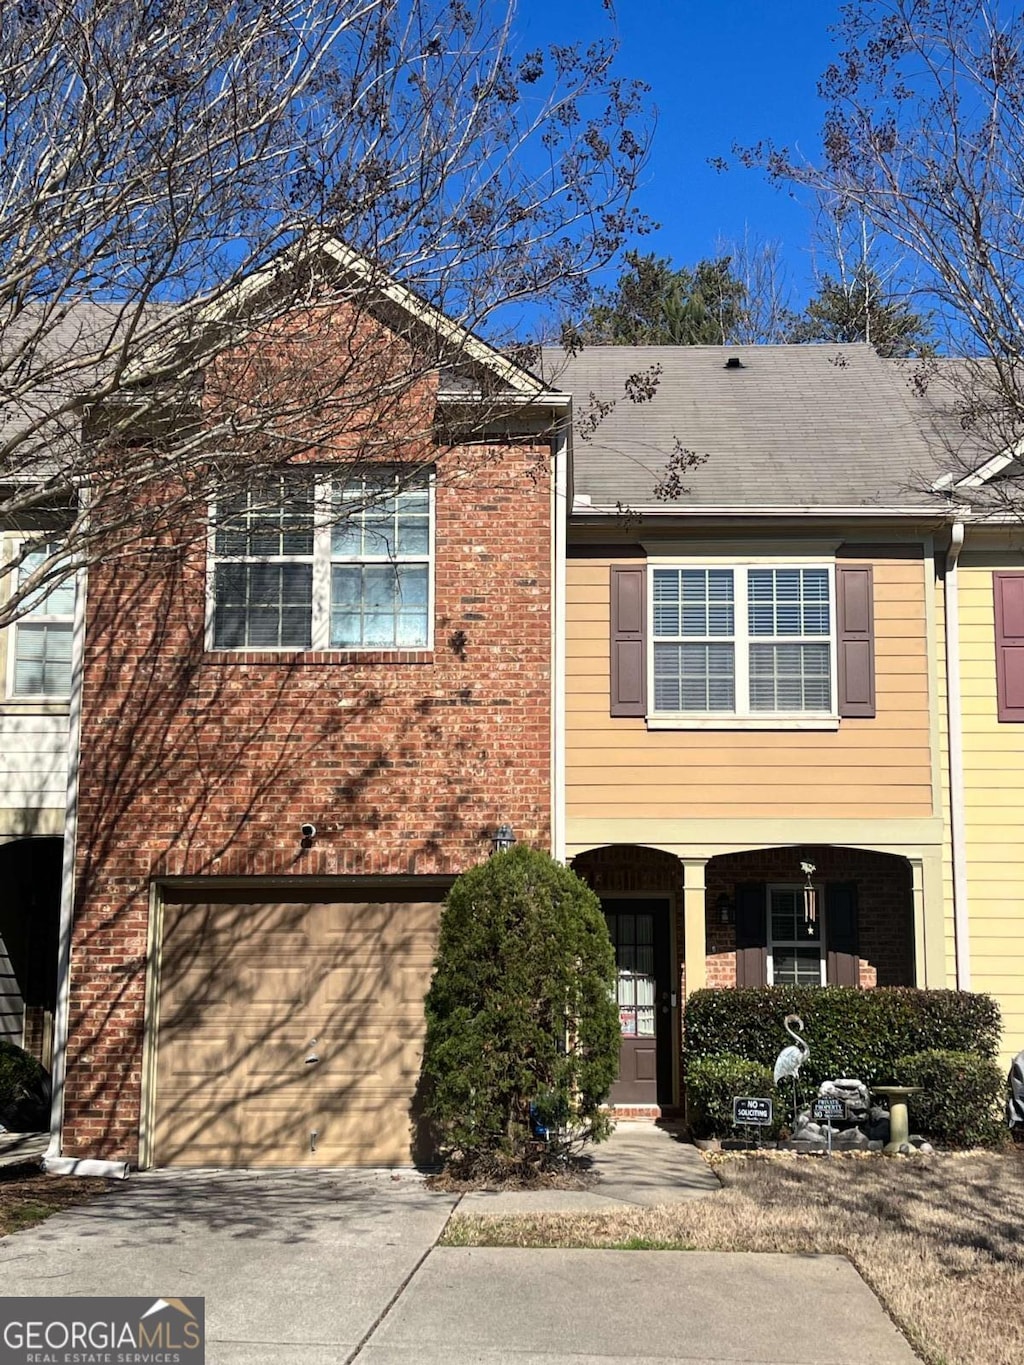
[124,231,552,400]
[571,503,952,520]
[942,437,1024,491]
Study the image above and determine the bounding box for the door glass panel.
[605,910,660,1039]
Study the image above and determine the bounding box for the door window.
[605,912,656,1037]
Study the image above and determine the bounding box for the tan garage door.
[152,888,444,1167]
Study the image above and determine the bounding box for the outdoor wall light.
[716,892,733,926]
[490,823,516,855]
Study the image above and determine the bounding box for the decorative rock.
[868,1139,884,1151]
[834,1126,870,1150]
[918,1142,934,1154]
[777,1137,828,1152]
[818,1078,870,1121]
[899,1142,912,1155]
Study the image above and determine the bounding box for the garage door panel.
[153,891,443,1167]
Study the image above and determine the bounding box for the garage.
[150,885,446,1167]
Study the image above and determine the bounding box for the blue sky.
[517,0,846,302]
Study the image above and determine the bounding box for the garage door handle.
[305,1039,319,1065]
[310,1130,318,1153]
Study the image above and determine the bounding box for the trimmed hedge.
[684,987,1000,1093]
[686,1054,781,1139]
[895,1050,1006,1149]
[0,1040,49,1131]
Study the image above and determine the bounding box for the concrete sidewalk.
[355,1247,919,1364]
[459,1121,722,1214]
[0,1131,47,1168]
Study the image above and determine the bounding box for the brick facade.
[64,436,554,1160]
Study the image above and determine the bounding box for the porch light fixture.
[716,892,733,926]
[490,823,516,855]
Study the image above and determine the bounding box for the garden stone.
[835,1126,870,1150]
[818,1078,870,1120]
[868,1139,884,1150]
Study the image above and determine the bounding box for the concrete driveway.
[0,1166,918,1364]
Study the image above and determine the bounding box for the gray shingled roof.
[539,343,950,511]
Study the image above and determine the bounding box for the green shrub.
[421,845,620,1174]
[685,1054,780,1139]
[0,1041,49,1130]
[894,1050,1006,1149]
[684,987,1000,1093]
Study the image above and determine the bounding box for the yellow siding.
[957,550,1024,1063]
[567,551,934,822]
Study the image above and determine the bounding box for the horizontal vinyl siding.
[957,554,1024,1063]
[0,713,69,809]
[567,553,934,822]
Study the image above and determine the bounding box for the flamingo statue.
[773,1013,810,1124]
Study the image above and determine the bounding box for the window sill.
[0,697,72,715]
[646,715,840,732]
[203,649,435,666]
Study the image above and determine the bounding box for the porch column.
[682,858,707,996]
[910,853,949,988]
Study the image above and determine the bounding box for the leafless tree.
[737,0,1024,503]
[0,0,652,627]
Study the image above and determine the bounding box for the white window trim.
[647,556,839,729]
[205,469,435,653]
[766,882,827,988]
[5,538,75,701]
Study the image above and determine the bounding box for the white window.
[7,543,75,698]
[650,564,834,721]
[210,468,432,651]
[767,885,825,987]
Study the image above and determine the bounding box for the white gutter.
[944,520,971,991]
[551,412,570,864]
[573,503,945,519]
[42,559,129,1181]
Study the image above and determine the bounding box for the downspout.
[44,559,129,1178]
[551,408,570,864]
[944,520,971,991]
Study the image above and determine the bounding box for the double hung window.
[211,468,432,651]
[7,543,75,698]
[651,564,833,719]
[767,885,825,987]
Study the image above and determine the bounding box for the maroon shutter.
[610,565,646,717]
[837,564,875,718]
[994,573,1024,722]
[734,882,767,987]
[825,882,860,987]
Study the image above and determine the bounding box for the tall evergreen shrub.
[422,845,619,1174]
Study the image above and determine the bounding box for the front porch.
[572,841,922,1117]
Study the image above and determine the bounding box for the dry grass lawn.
[443,1149,1024,1365]
[0,1162,110,1237]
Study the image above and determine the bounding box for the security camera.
[300,823,317,840]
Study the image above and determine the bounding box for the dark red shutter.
[734,882,767,987]
[610,565,646,717]
[837,564,876,718]
[825,882,860,987]
[993,573,1024,722]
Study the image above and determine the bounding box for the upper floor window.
[650,565,834,720]
[210,468,432,651]
[7,543,75,698]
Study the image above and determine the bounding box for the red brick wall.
[704,845,915,990]
[64,440,553,1161]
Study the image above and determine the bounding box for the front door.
[602,899,672,1107]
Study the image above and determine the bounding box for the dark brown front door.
[602,899,672,1106]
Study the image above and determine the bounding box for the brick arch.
[706,844,914,989]
[571,844,683,895]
